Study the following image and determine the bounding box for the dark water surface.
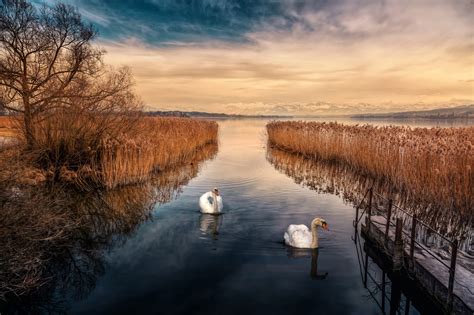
[0,120,467,315]
[62,118,469,315]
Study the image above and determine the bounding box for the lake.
[4,118,472,314]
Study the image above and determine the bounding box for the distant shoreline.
[349,115,474,120]
[351,104,474,120]
[145,111,293,119]
[2,113,472,121]
[143,104,474,120]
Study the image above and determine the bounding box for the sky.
[35,0,474,115]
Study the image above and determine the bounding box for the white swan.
[284,217,328,249]
[199,188,223,214]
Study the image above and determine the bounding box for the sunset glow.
[37,0,474,115]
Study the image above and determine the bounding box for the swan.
[199,188,223,214]
[284,217,328,249]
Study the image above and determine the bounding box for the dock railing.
[353,187,459,312]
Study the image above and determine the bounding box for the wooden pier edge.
[361,220,472,315]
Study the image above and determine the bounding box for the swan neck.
[311,223,319,248]
[212,193,218,212]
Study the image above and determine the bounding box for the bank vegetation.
[267,121,474,238]
[0,0,218,303]
[0,0,218,189]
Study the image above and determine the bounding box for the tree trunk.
[23,97,35,149]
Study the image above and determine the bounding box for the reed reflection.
[0,143,218,314]
[266,146,375,208]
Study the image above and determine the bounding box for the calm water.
[66,118,469,315]
[6,118,471,314]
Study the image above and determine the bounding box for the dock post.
[354,204,360,243]
[447,238,458,312]
[409,214,417,270]
[404,299,410,315]
[363,251,369,288]
[354,205,359,228]
[393,218,403,272]
[367,187,373,233]
[385,199,393,243]
[389,276,402,315]
[381,271,386,313]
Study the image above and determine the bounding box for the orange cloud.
[99,1,474,114]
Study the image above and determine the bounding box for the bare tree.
[0,0,130,148]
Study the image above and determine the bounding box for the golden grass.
[100,117,218,189]
[267,121,474,234]
[0,116,18,137]
[28,113,218,189]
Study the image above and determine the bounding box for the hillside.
[352,104,474,119]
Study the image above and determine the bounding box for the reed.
[27,111,218,189]
[0,116,18,138]
[99,117,218,189]
[267,121,474,235]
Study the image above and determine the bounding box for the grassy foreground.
[267,121,474,234]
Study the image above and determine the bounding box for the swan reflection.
[287,248,328,280]
[199,214,223,240]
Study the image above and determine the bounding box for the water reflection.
[266,146,472,251]
[5,119,464,315]
[286,248,328,280]
[353,231,443,315]
[268,144,470,313]
[0,143,218,314]
[266,146,377,208]
[199,214,223,239]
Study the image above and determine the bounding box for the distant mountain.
[352,104,474,119]
[145,110,292,119]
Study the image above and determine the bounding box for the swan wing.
[199,192,223,214]
[284,224,311,248]
[199,192,214,213]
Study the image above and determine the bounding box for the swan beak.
[322,223,329,230]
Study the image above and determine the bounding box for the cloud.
[34,0,474,114]
[78,7,110,26]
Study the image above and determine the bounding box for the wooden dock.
[354,188,474,315]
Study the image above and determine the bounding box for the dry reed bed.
[27,115,218,189]
[267,121,474,236]
[99,117,218,189]
[0,116,17,138]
